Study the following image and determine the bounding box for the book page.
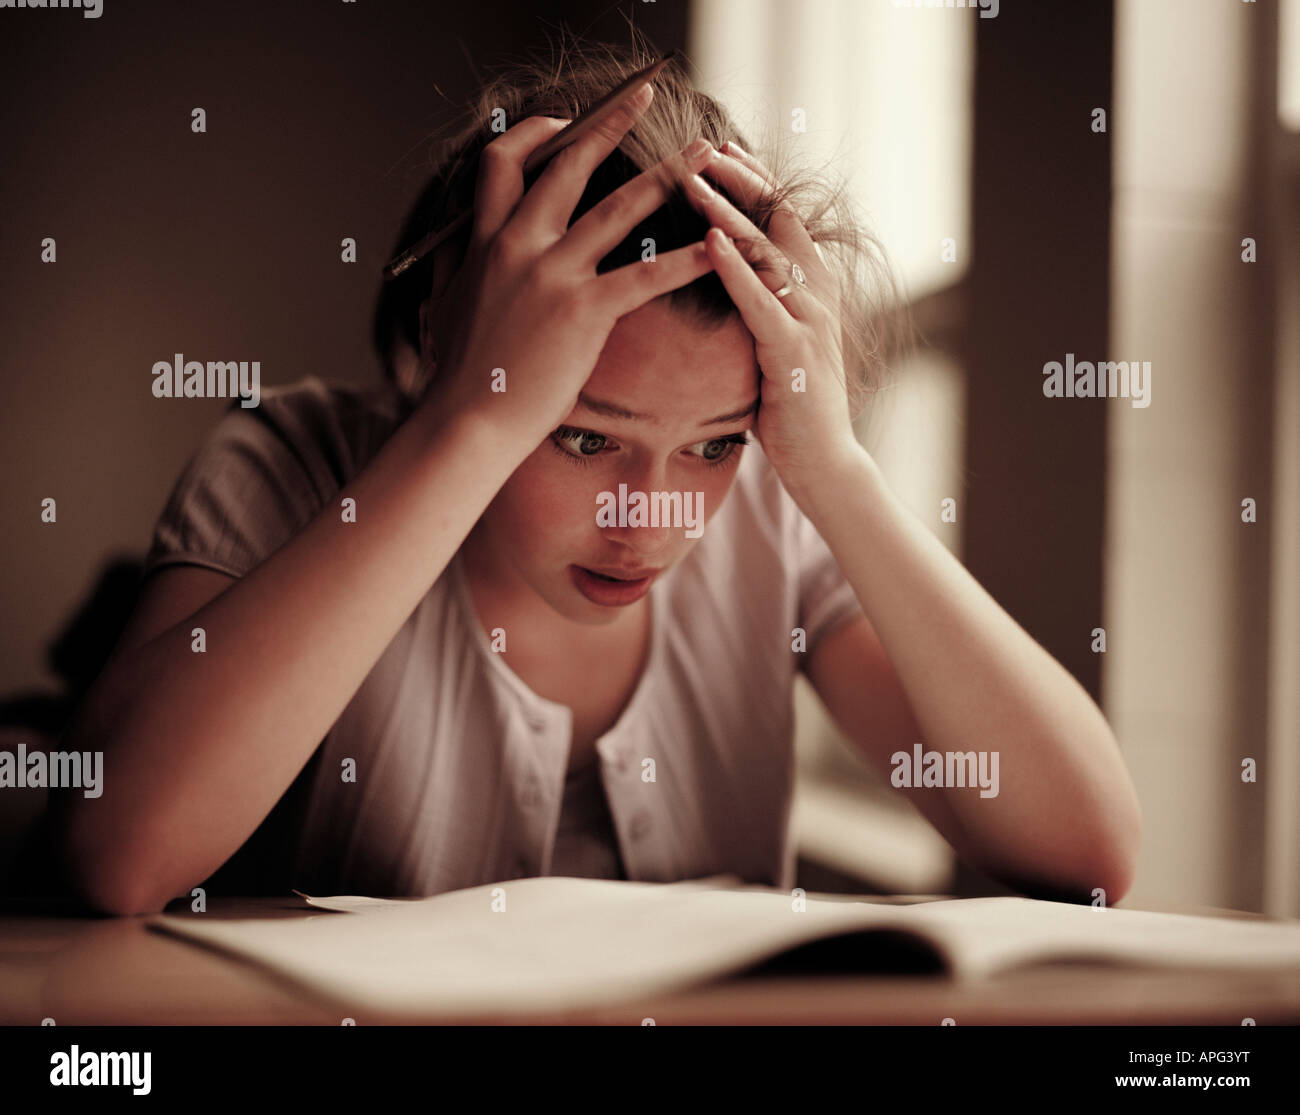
[902,896,1300,978]
[147,877,1300,1018]
[149,877,938,1017]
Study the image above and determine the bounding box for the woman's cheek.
[697,467,743,529]
[492,447,745,542]
[502,453,601,537]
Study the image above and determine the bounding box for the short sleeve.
[793,504,864,659]
[142,377,401,580]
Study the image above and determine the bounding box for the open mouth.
[569,565,659,606]
[584,568,640,583]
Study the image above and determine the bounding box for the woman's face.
[471,297,760,626]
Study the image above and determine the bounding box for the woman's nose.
[597,463,679,555]
[605,518,672,556]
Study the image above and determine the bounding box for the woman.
[54,43,1141,915]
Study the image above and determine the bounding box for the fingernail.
[683,138,711,160]
[722,140,748,158]
[710,228,732,251]
[689,173,715,201]
[631,83,654,109]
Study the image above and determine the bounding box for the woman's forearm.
[796,447,1142,899]
[58,402,527,916]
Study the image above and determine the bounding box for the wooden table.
[2,895,1298,1025]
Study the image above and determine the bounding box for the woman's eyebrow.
[576,392,759,426]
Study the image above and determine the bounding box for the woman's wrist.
[778,440,879,525]
[409,388,542,475]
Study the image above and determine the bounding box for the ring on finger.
[772,261,807,300]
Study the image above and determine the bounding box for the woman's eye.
[549,427,749,467]
[694,440,730,461]
[552,426,609,457]
[688,433,750,465]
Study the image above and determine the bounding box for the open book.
[147,876,1300,1018]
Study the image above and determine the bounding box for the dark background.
[0,0,690,704]
[1,0,1117,729]
[0,1,1291,912]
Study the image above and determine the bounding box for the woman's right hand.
[417,84,720,447]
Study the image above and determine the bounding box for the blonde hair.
[373,33,910,420]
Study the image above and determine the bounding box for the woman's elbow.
[1097,790,1142,904]
[66,859,173,918]
[985,789,1143,905]
[53,806,172,917]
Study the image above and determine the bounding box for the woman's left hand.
[683,142,864,502]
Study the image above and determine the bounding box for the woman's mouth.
[569,564,659,606]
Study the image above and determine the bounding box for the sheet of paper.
[150,877,935,1017]
[147,877,1300,1019]
[901,896,1300,978]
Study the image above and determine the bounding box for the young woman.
[55,44,1141,916]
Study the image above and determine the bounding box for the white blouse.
[143,377,865,897]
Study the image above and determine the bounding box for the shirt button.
[612,750,630,774]
[521,783,541,808]
[527,715,545,732]
[513,856,529,878]
[628,812,652,841]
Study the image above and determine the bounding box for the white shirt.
[144,377,865,896]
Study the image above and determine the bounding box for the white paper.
[147,876,1300,1018]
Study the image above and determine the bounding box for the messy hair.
[372,33,909,420]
